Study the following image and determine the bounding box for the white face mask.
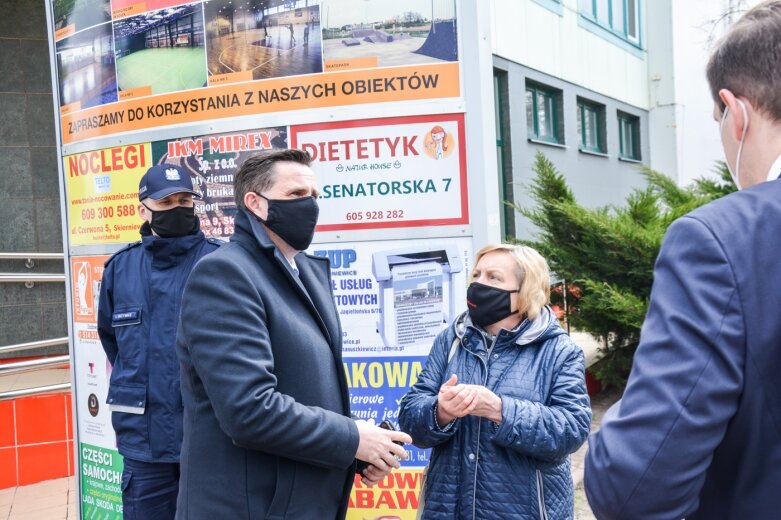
[720,99,749,190]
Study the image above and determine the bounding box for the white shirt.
[767,154,781,182]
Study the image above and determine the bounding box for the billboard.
[46,1,500,519]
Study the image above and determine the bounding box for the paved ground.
[0,477,76,520]
[572,387,623,520]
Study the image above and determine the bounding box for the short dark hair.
[233,149,312,208]
[706,0,781,120]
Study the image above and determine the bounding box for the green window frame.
[618,112,641,160]
[494,70,515,239]
[526,83,562,144]
[577,100,605,153]
[581,0,640,44]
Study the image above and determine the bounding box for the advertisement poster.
[319,236,473,520]
[70,256,124,519]
[293,114,468,232]
[323,0,457,72]
[64,143,151,245]
[311,237,472,358]
[348,470,423,520]
[153,126,288,238]
[50,0,462,145]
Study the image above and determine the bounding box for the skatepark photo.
[322,0,457,68]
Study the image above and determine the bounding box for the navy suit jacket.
[175,209,359,520]
[585,178,781,519]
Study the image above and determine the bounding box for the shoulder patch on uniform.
[104,241,142,267]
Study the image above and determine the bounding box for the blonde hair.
[471,244,551,320]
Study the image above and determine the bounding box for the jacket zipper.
[536,469,548,520]
[471,334,496,520]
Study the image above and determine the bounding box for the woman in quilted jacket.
[399,244,592,519]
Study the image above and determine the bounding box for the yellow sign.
[64,143,151,245]
[347,470,423,520]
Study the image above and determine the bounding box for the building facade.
[492,0,657,239]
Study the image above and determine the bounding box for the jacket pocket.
[265,458,296,520]
[107,382,146,414]
[108,383,150,454]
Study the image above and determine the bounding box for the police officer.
[97,163,220,519]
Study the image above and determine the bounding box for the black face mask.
[143,204,199,238]
[254,193,319,251]
[466,282,520,328]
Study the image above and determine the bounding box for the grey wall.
[494,55,651,241]
[0,0,67,357]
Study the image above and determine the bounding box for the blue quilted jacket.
[399,307,591,520]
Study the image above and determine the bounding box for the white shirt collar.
[767,154,781,182]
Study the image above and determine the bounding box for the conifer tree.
[516,152,735,388]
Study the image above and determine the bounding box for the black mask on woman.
[144,205,199,238]
[466,282,520,328]
[253,193,319,251]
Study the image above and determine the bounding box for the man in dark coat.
[175,149,410,519]
[585,2,781,519]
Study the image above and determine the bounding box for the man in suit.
[585,2,781,519]
[175,149,411,519]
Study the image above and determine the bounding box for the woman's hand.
[465,385,503,424]
[436,374,478,426]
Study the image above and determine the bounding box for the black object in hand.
[379,420,405,447]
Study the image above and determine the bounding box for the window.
[577,99,606,154]
[618,112,641,160]
[526,82,563,144]
[581,0,640,43]
[494,69,515,239]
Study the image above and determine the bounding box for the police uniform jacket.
[97,223,219,463]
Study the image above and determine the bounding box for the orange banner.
[54,24,75,41]
[347,470,423,520]
[61,102,81,115]
[111,3,146,19]
[208,71,254,87]
[325,57,379,72]
[60,63,460,145]
[118,86,153,100]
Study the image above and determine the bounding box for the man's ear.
[244,191,267,220]
[138,203,149,221]
[244,191,259,212]
[719,89,749,140]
